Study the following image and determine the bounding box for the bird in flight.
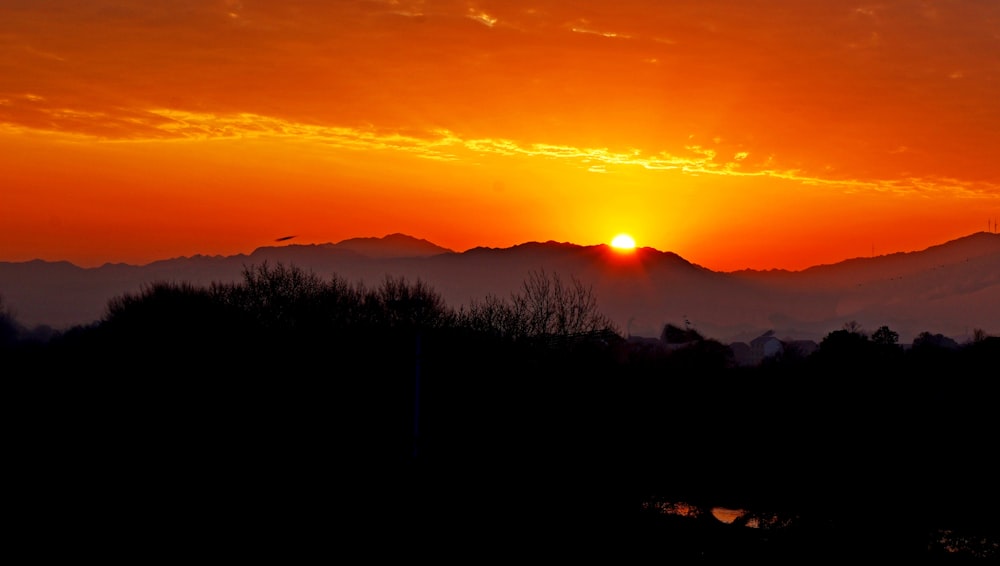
[275,235,297,242]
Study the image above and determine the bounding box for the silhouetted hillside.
[1,232,998,343]
[330,233,456,258]
[5,265,997,560]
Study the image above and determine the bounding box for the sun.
[610,233,636,250]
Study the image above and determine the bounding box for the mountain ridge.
[2,231,998,344]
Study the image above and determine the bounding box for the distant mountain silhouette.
[1,232,998,343]
[328,233,455,258]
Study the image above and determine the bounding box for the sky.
[2,0,999,272]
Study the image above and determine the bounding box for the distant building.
[749,330,784,365]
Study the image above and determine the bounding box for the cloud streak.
[3,106,992,200]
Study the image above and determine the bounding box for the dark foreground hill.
[4,268,997,560]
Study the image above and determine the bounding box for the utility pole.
[412,331,422,460]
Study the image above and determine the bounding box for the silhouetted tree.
[871,325,899,347]
[813,325,876,374]
[95,280,263,378]
[770,340,810,366]
[661,323,704,344]
[971,328,989,343]
[104,281,217,330]
[817,327,870,355]
[360,275,454,330]
[0,294,19,348]
[665,337,735,371]
[842,319,865,336]
[460,270,618,341]
[103,281,246,343]
[458,294,524,340]
[906,330,961,373]
[911,331,959,351]
[210,262,332,334]
[515,270,617,337]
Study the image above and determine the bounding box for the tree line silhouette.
[3,263,997,560]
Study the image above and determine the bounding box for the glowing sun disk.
[611,234,636,249]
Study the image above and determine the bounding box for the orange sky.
[2,1,999,271]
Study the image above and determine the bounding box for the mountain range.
[2,232,998,344]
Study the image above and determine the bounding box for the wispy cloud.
[466,8,498,28]
[2,107,996,199]
[568,19,631,39]
[570,26,631,39]
[21,45,68,63]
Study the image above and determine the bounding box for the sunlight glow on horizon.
[1,1,998,271]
